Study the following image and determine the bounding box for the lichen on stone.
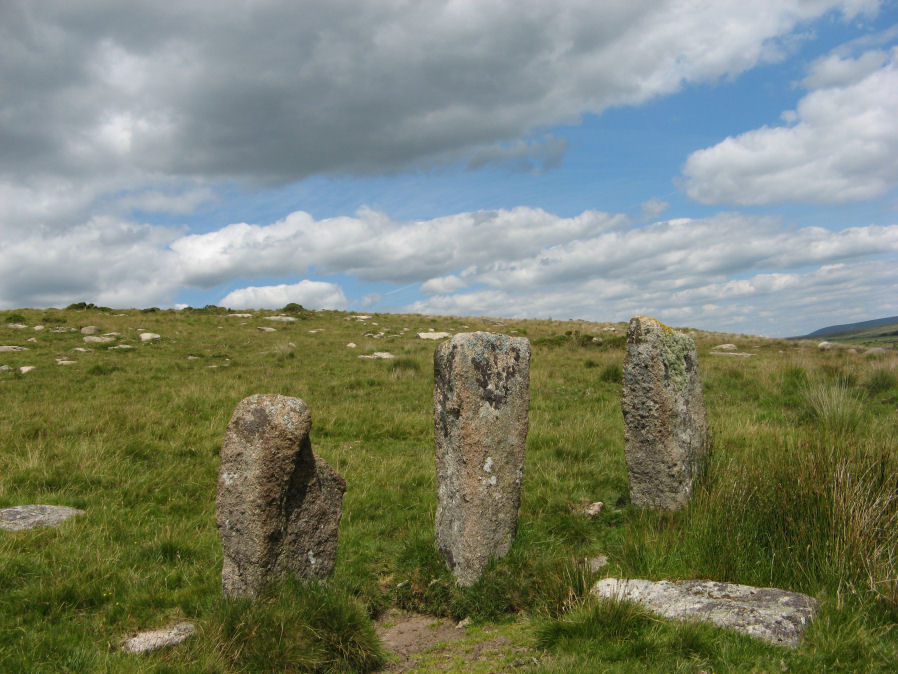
[659,329,691,391]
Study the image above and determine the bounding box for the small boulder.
[80,326,101,335]
[257,326,277,332]
[122,622,195,654]
[712,343,737,351]
[865,347,889,357]
[32,325,44,331]
[818,341,832,351]
[19,366,35,374]
[84,335,115,344]
[418,332,451,340]
[0,505,84,531]
[592,578,818,648]
[139,332,161,342]
[6,323,27,329]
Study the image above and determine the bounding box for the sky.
[2,1,897,337]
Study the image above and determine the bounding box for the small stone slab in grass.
[592,578,818,647]
[84,335,115,344]
[121,622,195,654]
[418,331,451,340]
[709,351,756,357]
[358,352,395,359]
[0,345,28,352]
[265,315,298,322]
[139,332,161,342]
[0,505,85,531]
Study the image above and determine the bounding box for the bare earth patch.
[375,609,538,672]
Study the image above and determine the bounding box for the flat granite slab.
[592,578,818,647]
[122,622,195,654]
[0,505,85,531]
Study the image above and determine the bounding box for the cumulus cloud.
[683,45,898,205]
[0,0,877,188]
[467,135,569,173]
[219,281,348,310]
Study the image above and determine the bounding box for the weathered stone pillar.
[621,316,709,510]
[216,394,346,598]
[434,332,530,586]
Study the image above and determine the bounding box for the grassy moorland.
[1,306,897,672]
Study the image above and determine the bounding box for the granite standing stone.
[621,316,709,510]
[216,394,346,598]
[434,332,530,586]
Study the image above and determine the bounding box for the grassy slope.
[1,308,897,672]
[797,319,898,348]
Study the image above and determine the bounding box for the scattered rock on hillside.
[346,342,357,348]
[352,315,371,321]
[865,347,889,356]
[51,327,75,333]
[592,578,818,648]
[19,366,35,374]
[139,332,161,342]
[358,352,395,359]
[0,365,9,372]
[80,325,100,335]
[56,359,77,365]
[588,555,609,572]
[84,335,115,344]
[109,345,134,350]
[622,316,709,511]
[229,313,252,318]
[713,343,737,350]
[32,325,44,331]
[217,394,346,597]
[0,505,84,531]
[265,315,297,322]
[73,347,92,352]
[818,341,832,351]
[121,622,195,654]
[419,331,451,340]
[257,326,277,332]
[0,345,28,352]
[6,323,27,329]
[584,502,604,518]
[434,332,531,587]
[710,352,755,357]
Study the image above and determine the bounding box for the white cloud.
[640,198,669,219]
[0,0,877,187]
[683,45,898,205]
[219,281,348,310]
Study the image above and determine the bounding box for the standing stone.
[216,394,346,598]
[621,316,709,510]
[434,332,530,586]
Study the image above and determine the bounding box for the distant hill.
[795,315,898,347]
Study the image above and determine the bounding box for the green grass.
[1,310,897,671]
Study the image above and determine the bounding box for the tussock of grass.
[804,381,863,435]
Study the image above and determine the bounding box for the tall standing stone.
[216,394,346,598]
[621,316,709,510]
[434,332,530,586]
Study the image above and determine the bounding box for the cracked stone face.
[216,394,345,598]
[434,332,530,586]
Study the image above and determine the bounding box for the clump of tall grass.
[618,437,898,609]
[865,368,896,396]
[804,380,863,435]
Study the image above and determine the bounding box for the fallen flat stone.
[80,325,101,335]
[139,332,161,342]
[73,347,92,352]
[0,505,84,531]
[592,578,818,648]
[709,352,756,357]
[865,347,889,356]
[51,327,74,333]
[109,344,134,350]
[229,313,253,318]
[32,325,44,331]
[56,360,77,365]
[352,315,371,321]
[265,315,298,322]
[308,329,323,333]
[358,352,395,359]
[217,394,346,597]
[26,337,37,343]
[0,345,28,352]
[84,335,115,344]
[121,622,195,654]
[584,502,604,518]
[418,331,451,340]
[257,326,277,332]
[6,323,27,329]
[622,316,709,510]
[434,332,531,586]
[19,366,35,374]
[346,342,357,348]
[713,343,737,350]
